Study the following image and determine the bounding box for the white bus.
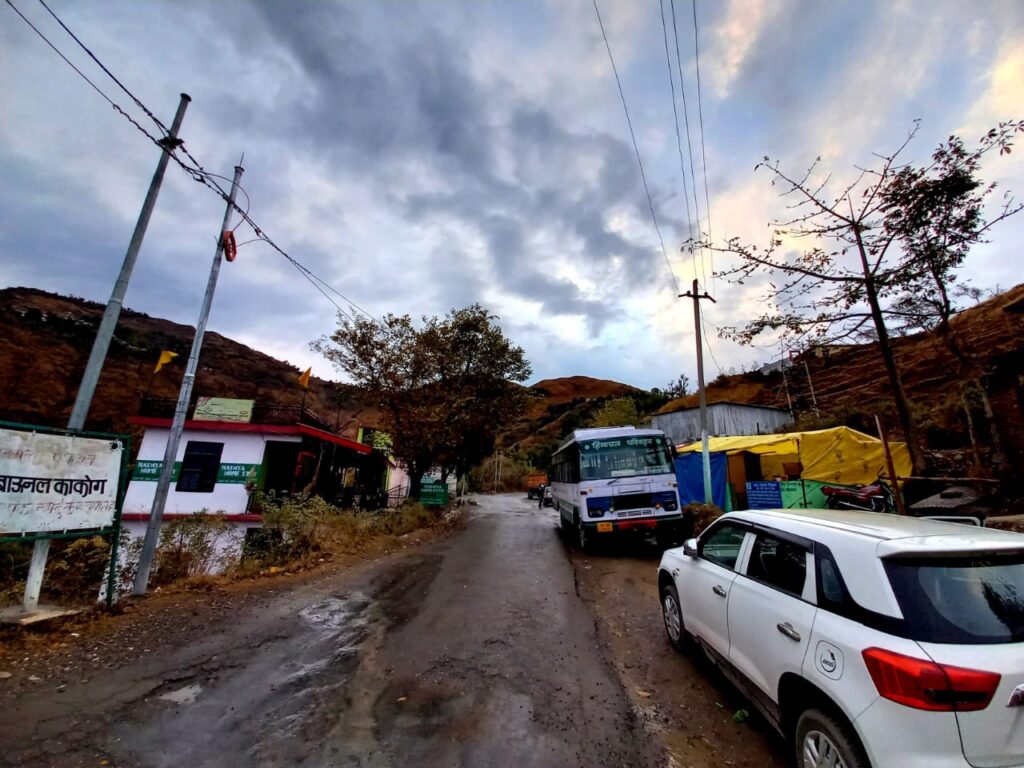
[550,426,688,550]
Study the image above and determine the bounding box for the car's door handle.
[777,622,801,642]
[712,585,727,598]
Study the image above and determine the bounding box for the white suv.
[658,508,1024,768]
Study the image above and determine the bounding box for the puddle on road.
[158,683,203,705]
[299,593,372,635]
[288,594,374,687]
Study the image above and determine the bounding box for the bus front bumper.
[584,513,689,535]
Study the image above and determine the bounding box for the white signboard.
[0,428,123,534]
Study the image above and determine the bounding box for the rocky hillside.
[0,287,379,445]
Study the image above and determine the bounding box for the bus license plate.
[596,522,613,533]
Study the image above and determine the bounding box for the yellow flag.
[154,350,178,373]
[298,367,312,389]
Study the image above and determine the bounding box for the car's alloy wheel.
[662,591,681,643]
[795,709,865,768]
[802,729,847,768]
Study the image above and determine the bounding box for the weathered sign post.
[0,422,128,621]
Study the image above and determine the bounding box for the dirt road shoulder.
[566,533,789,768]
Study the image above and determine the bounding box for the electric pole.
[17,95,191,614]
[67,93,191,431]
[680,279,716,505]
[133,161,244,596]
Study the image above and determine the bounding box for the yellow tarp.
[677,426,911,486]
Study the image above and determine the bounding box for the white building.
[122,400,375,573]
[651,401,793,446]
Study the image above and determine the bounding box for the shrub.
[248,492,335,565]
[0,535,117,607]
[685,503,724,536]
[152,512,238,585]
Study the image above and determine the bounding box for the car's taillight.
[862,648,1001,712]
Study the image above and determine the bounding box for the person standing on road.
[537,483,545,509]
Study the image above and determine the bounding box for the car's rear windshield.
[884,553,1024,644]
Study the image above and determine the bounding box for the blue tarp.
[675,452,729,509]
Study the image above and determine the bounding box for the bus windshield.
[579,436,674,481]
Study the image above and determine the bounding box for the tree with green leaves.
[695,121,1022,472]
[315,304,531,500]
[589,397,642,429]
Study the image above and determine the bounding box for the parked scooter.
[821,476,895,513]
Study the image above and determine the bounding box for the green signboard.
[420,479,448,506]
[132,460,259,485]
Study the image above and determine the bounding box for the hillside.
[4,284,1021,477]
[0,287,380,445]
[0,289,644,468]
[500,375,655,464]
[656,283,1024,472]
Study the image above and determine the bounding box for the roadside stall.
[675,426,912,510]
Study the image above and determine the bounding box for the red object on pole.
[223,231,237,262]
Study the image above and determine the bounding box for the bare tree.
[880,125,1023,470]
[695,121,1022,473]
[665,373,691,399]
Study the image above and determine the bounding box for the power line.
[699,306,723,376]
[35,0,169,135]
[657,0,696,252]
[9,0,380,328]
[591,0,679,295]
[691,0,715,287]
[5,0,117,109]
[668,0,706,286]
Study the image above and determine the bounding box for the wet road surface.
[1,496,660,767]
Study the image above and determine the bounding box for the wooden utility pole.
[680,279,716,505]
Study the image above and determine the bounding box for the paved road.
[1,496,662,768]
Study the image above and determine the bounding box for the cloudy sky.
[3,0,1022,390]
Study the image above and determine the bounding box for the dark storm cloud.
[217,2,669,334]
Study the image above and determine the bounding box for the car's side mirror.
[682,538,698,557]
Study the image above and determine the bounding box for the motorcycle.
[821,476,895,513]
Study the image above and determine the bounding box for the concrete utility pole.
[67,93,191,432]
[133,162,244,596]
[16,95,192,614]
[680,279,716,505]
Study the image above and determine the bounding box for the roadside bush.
[362,502,435,537]
[152,512,238,586]
[250,492,334,566]
[46,536,112,599]
[685,503,724,536]
[0,535,113,607]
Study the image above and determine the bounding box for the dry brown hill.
[656,283,1024,472]
[0,288,380,447]
[501,375,655,464]
[5,284,1020,475]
